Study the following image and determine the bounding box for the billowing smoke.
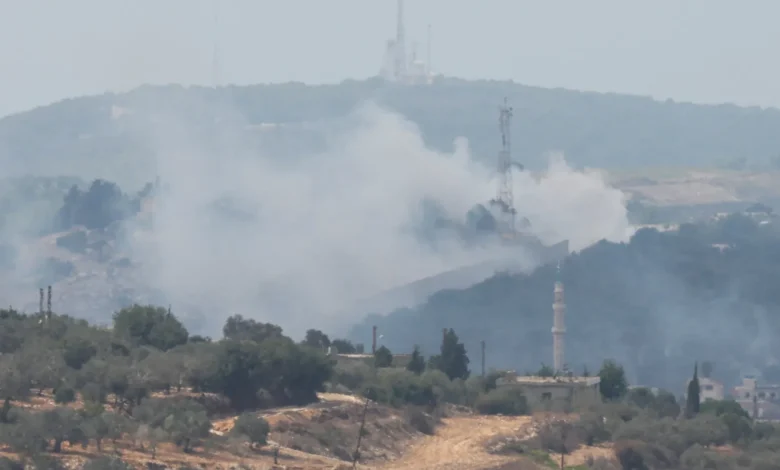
[0,96,631,338]
[121,101,630,336]
[515,154,632,251]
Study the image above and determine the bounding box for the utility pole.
[46,285,52,321]
[38,288,44,315]
[352,396,371,469]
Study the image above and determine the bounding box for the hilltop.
[3,78,780,188]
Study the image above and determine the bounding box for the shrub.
[719,412,752,443]
[112,305,188,351]
[575,412,612,446]
[419,369,467,405]
[231,412,270,447]
[699,399,750,420]
[535,418,580,454]
[625,387,680,419]
[0,457,22,470]
[613,414,729,459]
[374,346,393,368]
[332,360,375,391]
[614,440,674,470]
[474,387,529,416]
[371,368,436,408]
[404,407,438,435]
[53,387,76,404]
[63,337,98,371]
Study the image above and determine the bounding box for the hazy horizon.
[1,0,780,117]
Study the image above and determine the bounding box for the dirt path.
[373,414,534,470]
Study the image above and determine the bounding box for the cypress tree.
[438,329,470,380]
[406,346,426,375]
[686,362,701,418]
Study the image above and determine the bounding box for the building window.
[542,392,552,401]
[703,385,714,391]
[759,392,766,399]
[745,392,751,398]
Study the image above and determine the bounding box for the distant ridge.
[2,78,780,188]
[348,239,569,318]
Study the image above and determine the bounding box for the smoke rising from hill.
[0,95,631,337]
[120,100,630,336]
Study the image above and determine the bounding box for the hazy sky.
[0,0,777,117]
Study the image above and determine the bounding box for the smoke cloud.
[0,97,631,338]
[121,101,630,336]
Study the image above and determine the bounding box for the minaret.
[552,262,566,372]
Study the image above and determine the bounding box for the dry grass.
[3,392,605,469]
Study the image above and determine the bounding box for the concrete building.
[732,376,780,420]
[497,374,601,411]
[333,352,413,369]
[685,377,725,403]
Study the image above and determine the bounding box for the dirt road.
[373,414,534,470]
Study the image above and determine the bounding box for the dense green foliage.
[1,299,779,467]
[112,305,188,351]
[231,412,270,447]
[0,303,332,463]
[373,346,393,368]
[599,360,629,401]
[351,213,780,391]
[4,79,780,188]
[55,180,139,232]
[429,328,470,381]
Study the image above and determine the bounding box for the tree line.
[3,298,780,468]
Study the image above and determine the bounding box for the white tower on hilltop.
[552,262,566,372]
[394,0,407,80]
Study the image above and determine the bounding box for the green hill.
[2,78,780,188]
[348,213,780,392]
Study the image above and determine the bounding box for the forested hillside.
[349,212,780,392]
[2,78,780,188]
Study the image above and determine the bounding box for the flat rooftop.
[335,353,411,359]
[498,376,601,387]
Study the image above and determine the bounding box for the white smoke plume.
[516,154,632,251]
[121,101,630,336]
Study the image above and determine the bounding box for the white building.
[685,376,725,402]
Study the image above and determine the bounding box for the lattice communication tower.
[490,98,523,235]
